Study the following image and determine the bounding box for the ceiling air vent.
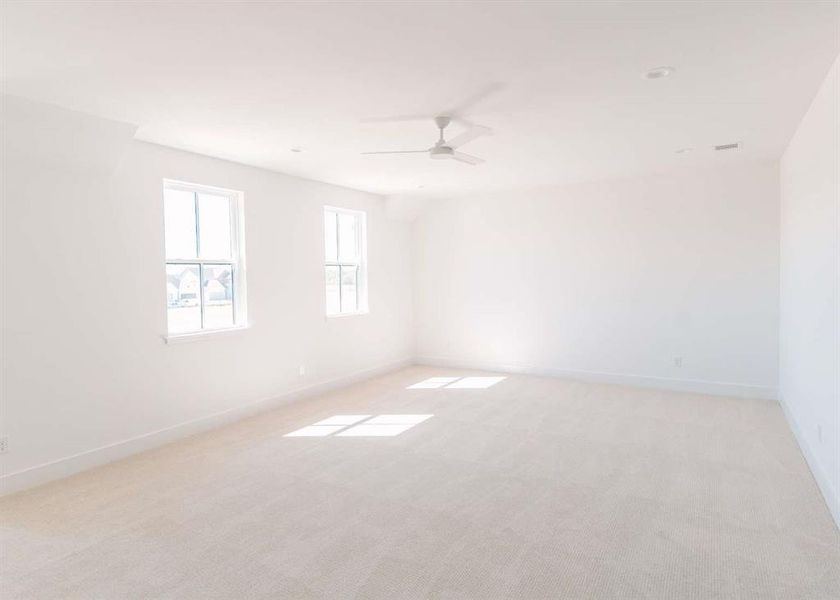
[714,142,740,151]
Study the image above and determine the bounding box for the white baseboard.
[778,395,840,531]
[0,358,412,497]
[415,356,778,400]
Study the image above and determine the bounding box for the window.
[324,207,367,316]
[163,181,247,336]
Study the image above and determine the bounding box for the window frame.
[324,206,368,318]
[163,179,248,340]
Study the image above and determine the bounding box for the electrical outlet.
[299,366,306,376]
[0,436,8,454]
[674,357,683,368]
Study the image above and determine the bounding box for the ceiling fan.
[361,116,491,165]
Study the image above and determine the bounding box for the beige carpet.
[2,367,838,599]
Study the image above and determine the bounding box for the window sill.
[164,325,250,344]
[326,310,369,320]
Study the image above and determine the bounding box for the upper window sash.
[164,182,240,262]
[324,206,365,264]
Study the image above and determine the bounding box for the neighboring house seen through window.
[163,181,247,335]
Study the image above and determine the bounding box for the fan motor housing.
[430,146,454,158]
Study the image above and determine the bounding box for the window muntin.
[324,207,367,316]
[164,181,246,335]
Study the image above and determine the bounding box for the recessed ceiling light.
[644,66,675,80]
[675,147,693,154]
[290,147,303,153]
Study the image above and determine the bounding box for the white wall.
[413,161,780,399]
[779,55,840,527]
[0,97,413,492]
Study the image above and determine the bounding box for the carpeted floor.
[2,367,838,599]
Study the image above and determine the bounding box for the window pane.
[324,211,338,263]
[164,189,197,259]
[338,212,358,262]
[166,264,201,332]
[325,266,340,315]
[340,266,358,313]
[203,264,234,329]
[198,193,232,259]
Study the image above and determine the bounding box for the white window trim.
[324,206,368,318]
[163,179,248,341]
[164,325,250,344]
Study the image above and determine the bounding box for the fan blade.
[446,82,505,115]
[362,82,504,124]
[447,125,492,149]
[360,114,429,124]
[449,151,484,165]
[361,150,429,155]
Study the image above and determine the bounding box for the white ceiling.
[2,1,838,198]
